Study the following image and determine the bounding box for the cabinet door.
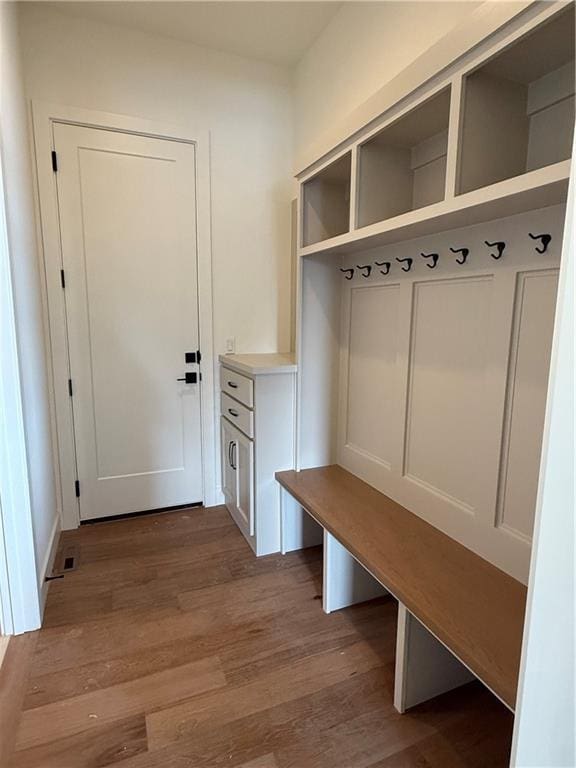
[221,418,237,506]
[236,430,255,536]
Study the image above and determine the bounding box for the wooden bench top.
[276,465,527,710]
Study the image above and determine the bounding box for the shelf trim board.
[298,161,570,258]
[444,74,464,201]
[349,147,359,232]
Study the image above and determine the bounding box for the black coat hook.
[340,268,354,280]
[421,252,439,269]
[356,264,372,278]
[450,246,469,265]
[528,232,552,254]
[396,257,413,272]
[375,260,391,276]
[485,240,506,260]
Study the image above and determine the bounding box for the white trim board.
[31,102,218,529]
[38,514,60,612]
[0,151,42,634]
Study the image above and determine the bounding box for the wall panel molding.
[337,204,565,582]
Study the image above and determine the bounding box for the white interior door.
[54,123,203,520]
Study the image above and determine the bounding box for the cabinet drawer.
[221,367,254,408]
[221,391,254,438]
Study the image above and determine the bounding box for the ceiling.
[45,1,343,66]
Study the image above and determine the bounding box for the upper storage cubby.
[459,5,575,195]
[302,152,351,246]
[356,88,450,228]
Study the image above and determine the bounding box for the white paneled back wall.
[336,205,563,582]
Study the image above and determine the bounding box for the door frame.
[31,101,218,529]
[0,149,42,633]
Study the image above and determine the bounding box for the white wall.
[19,2,294,357]
[511,160,575,767]
[294,1,481,158]
[0,2,59,600]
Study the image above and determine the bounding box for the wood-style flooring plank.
[106,667,394,768]
[0,633,38,766]
[10,715,147,768]
[4,505,513,768]
[16,656,225,750]
[24,596,388,710]
[146,640,390,750]
[237,756,278,768]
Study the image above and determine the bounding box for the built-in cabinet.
[221,416,254,536]
[294,1,573,584]
[220,354,296,556]
[298,2,574,257]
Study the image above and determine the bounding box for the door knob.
[177,372,197,384]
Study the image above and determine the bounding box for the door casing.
[32,102,218,529]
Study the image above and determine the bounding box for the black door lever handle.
[177,372,197,384]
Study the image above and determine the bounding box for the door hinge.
[197,349,201,364]
[60,269,66,289]
[51,150,58,172]
[75,480,80,498]
[68,379,73,397]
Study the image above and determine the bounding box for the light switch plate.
[225,337,236,354]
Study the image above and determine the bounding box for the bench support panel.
[394,602,475,713]
[323,530,387,613]
[280,487,323,554]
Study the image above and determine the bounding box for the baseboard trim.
[39,515,61,614]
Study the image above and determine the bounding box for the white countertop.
[219,353,297,376]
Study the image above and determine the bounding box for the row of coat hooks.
[339,231,552,280]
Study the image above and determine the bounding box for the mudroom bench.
[276,465,527,712]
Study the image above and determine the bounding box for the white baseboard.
[39,514,61,614]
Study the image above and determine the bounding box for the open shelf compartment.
[458,4,575,195]
[356,87,451,229]
[301,152,352,247]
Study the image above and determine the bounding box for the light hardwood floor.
[3,506,513,767]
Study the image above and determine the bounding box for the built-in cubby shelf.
[357,88,450,228]
[302,152,351,247]
[458,4,575,195]
[299,161,569,257]
[298,3,573,258]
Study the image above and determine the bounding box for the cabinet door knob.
[228,408,239,418]
[227,381,238,389]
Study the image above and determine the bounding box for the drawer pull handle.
[228,408,239,418]
[227,381,238,389]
